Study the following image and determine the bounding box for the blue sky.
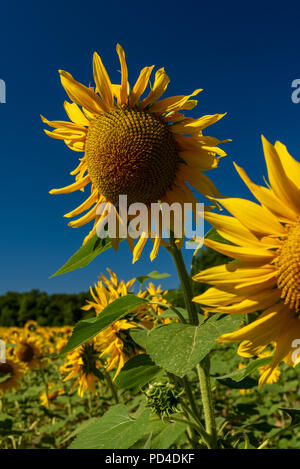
[1,0,300,294]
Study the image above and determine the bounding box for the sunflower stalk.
[167,233,218,449]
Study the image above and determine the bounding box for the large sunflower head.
[193,136,300,386]
[43,45,227,262]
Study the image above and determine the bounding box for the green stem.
[104,372,119,404]
[166,234,218,449]
[197,360,217,447]
[167,234,198,325]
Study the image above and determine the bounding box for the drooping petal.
[49,174,90,194]
[93,52,114,109]
[116,44,128,106]
[130,66,154,106]
[141,67,170,108]
[59,70,106,115]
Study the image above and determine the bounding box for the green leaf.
[69,405,150,449]
[204,227,233,245]
[159,308,190,322]
[136,271,170,286]
[215,356,272,382]
[217,376,258,389]
[146,314,241,377]
[150,421,187,449]
[115,354,161,390]
[62,295,148,354]
[51,235,113,277]
[130,328,149,349]
[279,408,300,426]
[0,413,13,430]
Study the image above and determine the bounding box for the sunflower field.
[1,261,300,449]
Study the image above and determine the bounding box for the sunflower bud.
[144,382,180,418]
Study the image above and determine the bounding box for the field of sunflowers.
[1,268,299,449]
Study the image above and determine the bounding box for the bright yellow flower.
[0,358,27,395]
[193,136,300,387]
[42,45,227,262]
[60,340,101,397]
[24,320,39,334]
[257,349,281,385]
[82,270,172,378]
[11,331,45,369]
[40,382,65,408]
[82,268,137,315]
[96,319,138,380]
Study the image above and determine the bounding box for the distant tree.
[0,290,91,327]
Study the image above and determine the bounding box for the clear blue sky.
[1,0,300,294]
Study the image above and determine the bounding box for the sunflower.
[193,136,300,386]
[258,349,281,385]
[60,340,102,397]
[96,319,138,380]
[11,332,45,369]
[0,358,26,395]
[82,269,173,378]
[42,45,227,262]
[82,267,137,315]
[40,382,65,408]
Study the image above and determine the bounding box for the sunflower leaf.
[69,405,150,449]
[61,295,148,354]
[216,376,258,389]
[136,271,170,286]
[214,356,272,382]
[146,314,241,377]
[115,354,161,390]
[51,234,113,277]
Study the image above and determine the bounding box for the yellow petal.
[150,89,202,114]
[41,115,86,131]
[49,174,90,195]
[44,128,86,141]
[262,136,300,214]
[59,70,106,115]
[116,44,128,106]
[132,234,148,264]
[204,289,280,315]
[171,113,226,134]
[234,162,298,223]
[204,238,276,263]
[193,287,241,307]
[179,150,219,170]
[215,196,286,237]
[179,166,221,198]
[150,236,160,262]
[93,52,114,109]
[130,66,154,106]
[274,140,300,188]
[64,191,99,218]
[193,261,276,287]
[64,101,90,126]
[204,212,260,246]
[141,67,170,108]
